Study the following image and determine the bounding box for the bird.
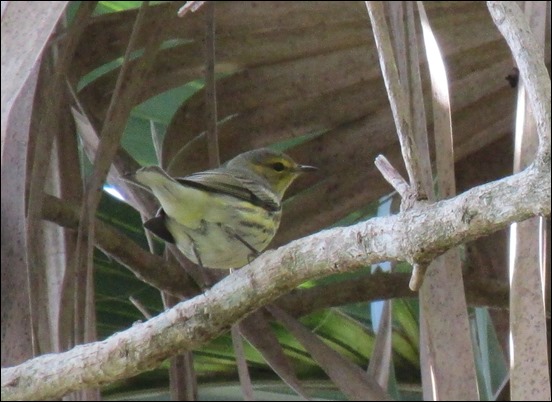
[130,148,316,269]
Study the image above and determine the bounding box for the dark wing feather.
[144,210,175,243]
[176,169,281,212]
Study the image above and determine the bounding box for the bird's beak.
[296,164,318,173]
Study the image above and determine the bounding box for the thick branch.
[277,272,509,317]
[41,194,199,297]
[43,192,510,311]
[2,163,549,400]
[42,194,511,311]
[487,1,551,166]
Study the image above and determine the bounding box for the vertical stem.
[204,1,220,168]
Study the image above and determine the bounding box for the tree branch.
[365,1,426,200]
[42,193,511,312]
[2,161,549,400]
[41,194,199,297]
[487,2,550,168]
[277,272,510,317]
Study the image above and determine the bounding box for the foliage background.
[1,1,550,400]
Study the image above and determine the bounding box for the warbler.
[132,148,316,269]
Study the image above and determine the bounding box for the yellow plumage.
[132,148,316,269]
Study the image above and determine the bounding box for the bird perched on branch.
[129,148,316,269]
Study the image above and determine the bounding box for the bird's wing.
[143,210,175,243]
[176,169,281,212]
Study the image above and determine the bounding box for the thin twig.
[231,326,255,400]
[406,1,433,199]
[417,1,455,200]
[408,263,428,291]
[365,1,426,200]
[129,296,153,319]
[374,155,410,199]
[74,1,154,344]
[162,293,198,401]
[204,1,220,168]
[487,1,551,167]
[178,1,206,17]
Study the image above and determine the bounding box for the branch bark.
[41,194,199,297]
[277,272,510,316]
[2,160,550,400]
[487,1,550,162]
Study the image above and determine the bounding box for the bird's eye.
[271,162,285,172]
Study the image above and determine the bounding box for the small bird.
[131,148,316,269]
